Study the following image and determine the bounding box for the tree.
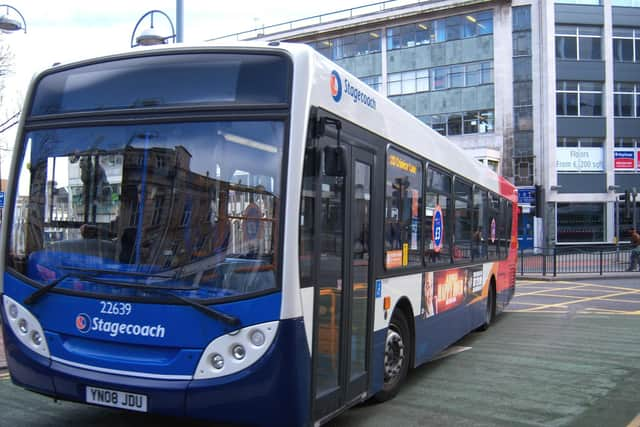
[0,35,15,104]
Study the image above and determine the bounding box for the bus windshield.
[7,120,283,301]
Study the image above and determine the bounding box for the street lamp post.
[0,3,26,210]
[0,4,26,33]
[130,10,176,48]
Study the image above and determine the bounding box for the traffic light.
[534,185,542,217]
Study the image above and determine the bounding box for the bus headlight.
[232,344,246,360]
[2,295,50,359]
[194,320,278,380]
[250,330,265,347]
[31,330,43,346]
[8,303,18,319]
[210,353,225,370]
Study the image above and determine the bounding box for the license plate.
[85,385,147,412]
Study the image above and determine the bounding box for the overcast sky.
[0,0,381,173]
[3,0,377,86]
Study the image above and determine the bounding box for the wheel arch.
[392,296,416,368]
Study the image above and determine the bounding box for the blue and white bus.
[1,42,518,426]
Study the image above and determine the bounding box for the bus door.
[311,141,375,421]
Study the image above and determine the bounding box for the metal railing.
[517,246,638,276]
[208,0,428,41]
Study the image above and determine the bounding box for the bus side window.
[453,178,472,262]
[424,166,452,265]
[384,148,422,269]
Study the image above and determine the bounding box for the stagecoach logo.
[330,69,377,110]
[330,70,342,102]
[74,313,166,338]
[76,313,91,333]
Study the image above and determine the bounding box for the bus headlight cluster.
[194,320,278,380]
[2,295,50,358]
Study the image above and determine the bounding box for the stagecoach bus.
[0,42,518,426]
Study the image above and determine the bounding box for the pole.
[615,198,620,263]
[633,187,638,232]
[176,0,184,43]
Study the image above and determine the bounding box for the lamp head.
[136,27,168,46]
[0,14,23,32]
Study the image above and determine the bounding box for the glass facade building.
[218,0,640,247]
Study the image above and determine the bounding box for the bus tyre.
[373,311,411,402]
[478,282,496,331]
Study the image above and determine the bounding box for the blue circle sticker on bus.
[432,204,443,253]
[330,70,342,102]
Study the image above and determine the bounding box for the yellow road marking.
[518,294,612,300]
[516,285,589,297]
[516,281,550,286]
[600,298,640,304]
[519,290,640,312]
[507,309,568,314]
[558,281,640,292]
[582,307,632,314]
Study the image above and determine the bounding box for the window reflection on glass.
[9,121,283,301]
[425,167,451,265]
[384,149,422,269]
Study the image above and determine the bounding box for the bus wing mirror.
[324,146,346,177]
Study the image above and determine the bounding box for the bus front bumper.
[4,317,310,426]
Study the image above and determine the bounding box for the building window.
[448,114,462,135]
[556,25,602,60]
[432,67,448,90]
[612,0,640,6]
[180,201,192,227]
[419,110,494,136]
[514,106,533,131]
[386,10,493,51]
[513,31,532,56]
[557,203,605,243]
[309,30,381,60]
[614,82,640,117]
[555,0,602,4]
[387,61,491,95]
[556,81,603,116]
[361,75,382,92]
[151,196,165,226]
[613,28,640,62]
[487,160,499,173]
[556,138,604,172]
[311,40,332,58]
[463,11,493,37]
[389,69,433,94]
[513,7,532,31]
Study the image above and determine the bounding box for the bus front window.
[7,121,283,301]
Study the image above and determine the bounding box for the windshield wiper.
[23,274,71,305]
[23,274,240,326]
[148,289,240,326]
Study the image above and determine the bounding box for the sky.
[0,0,380,176]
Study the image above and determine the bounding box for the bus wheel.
[373,311,411,402]
[478,281,496,331]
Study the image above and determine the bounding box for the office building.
[213,0,640,248]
